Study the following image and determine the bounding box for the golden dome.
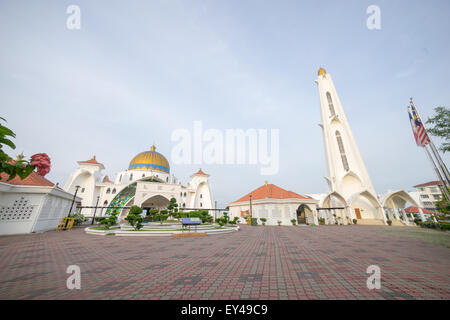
[318,67,326,76]
[128,145,170,173]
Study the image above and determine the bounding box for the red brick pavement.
[0,225,449,300]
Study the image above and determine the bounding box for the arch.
[339,170,363,196]
[141,194,171,209]
[296,204,313,225]
[319,191,348,225]
[381,190,420,223]
[347,190,384,221]
[112,188,116,194]
[103,200,108,206]
[105,182,137,216]
[106,188,111,194]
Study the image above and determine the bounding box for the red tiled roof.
[78,156,102,165]
[194,168,208,176]
[103,175,112,183]
[413,181,442,188]
[404,206,435,214]
[232,183,311,204]
[0,171,55,187]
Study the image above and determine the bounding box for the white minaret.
[315,68,385,224]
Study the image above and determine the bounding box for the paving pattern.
[0,225,449,300]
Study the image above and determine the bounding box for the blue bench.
[181,217,201,231]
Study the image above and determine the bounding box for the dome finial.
[318,67,326,76]
[150,145,156,151]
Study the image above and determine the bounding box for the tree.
[125,205,144,230]
[95,209,119,229]
[0,117,51,180]
[167,198,178,218]
[426,106,450,152]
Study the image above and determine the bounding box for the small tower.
[315,68,385,224]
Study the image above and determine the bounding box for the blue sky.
[1,0,449,208]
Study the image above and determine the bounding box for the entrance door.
[296,205,308,224]
[354,208,362,219]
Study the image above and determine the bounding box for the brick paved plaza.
[0,225,449,300]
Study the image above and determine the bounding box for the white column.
[313,208,319,226]
[418,207,426,222]
[390,199,401,221]
[400,208,409,226]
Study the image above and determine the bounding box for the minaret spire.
[315,68,385,224]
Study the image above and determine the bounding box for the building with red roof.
[227,182,319,226]
[0,170,79,235]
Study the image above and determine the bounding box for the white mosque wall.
[228,199,319,226]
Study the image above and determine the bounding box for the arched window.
[326,92,336,117]
[112,188,116,194]
[129,174,133,181]
[200,202,202,207]
[142,174,145,178]
[184,192,186,197]
[335,131,349,171]
[81,188,85,193]
[180,192,183,197]
[166,177,169,182]
[103,200,108,206]
[119,175,122,182]
[200,194,203,199]
[183,203,186,208]
[106,188,111,194]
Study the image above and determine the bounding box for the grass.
[381,226,450,248]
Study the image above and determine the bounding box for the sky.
[1,0,449,208]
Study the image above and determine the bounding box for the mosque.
[64,145,214,221]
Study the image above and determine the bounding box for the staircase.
[357,219,385,226]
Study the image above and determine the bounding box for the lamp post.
[92,196,100,225]
[249,194,253,221]
[68,185,80,217]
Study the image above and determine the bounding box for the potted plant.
[277,220,282,226]
[337,216,342,225]
[260,217,267,226]
[352,218,357,224]
[318,217,325,225]
[290,219,297,226]
[386,219,392,226]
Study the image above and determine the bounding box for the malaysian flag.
[408,103,430,147]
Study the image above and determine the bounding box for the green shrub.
[439,222,450,231]
[95,209,119,229]
[72,212,86,226]
[352,218,357,224]
[251,218,258,226]
[125,205,144,230]
[290,218,297,225]
[386,220,392,226]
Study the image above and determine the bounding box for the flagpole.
[424,144,450,202]
[429,141,450,186]
[410,98,450,187]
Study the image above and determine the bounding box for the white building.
[412,181,443,212]
[0,170,77,235]
[228,182,319,226]
[64,145,214,221]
